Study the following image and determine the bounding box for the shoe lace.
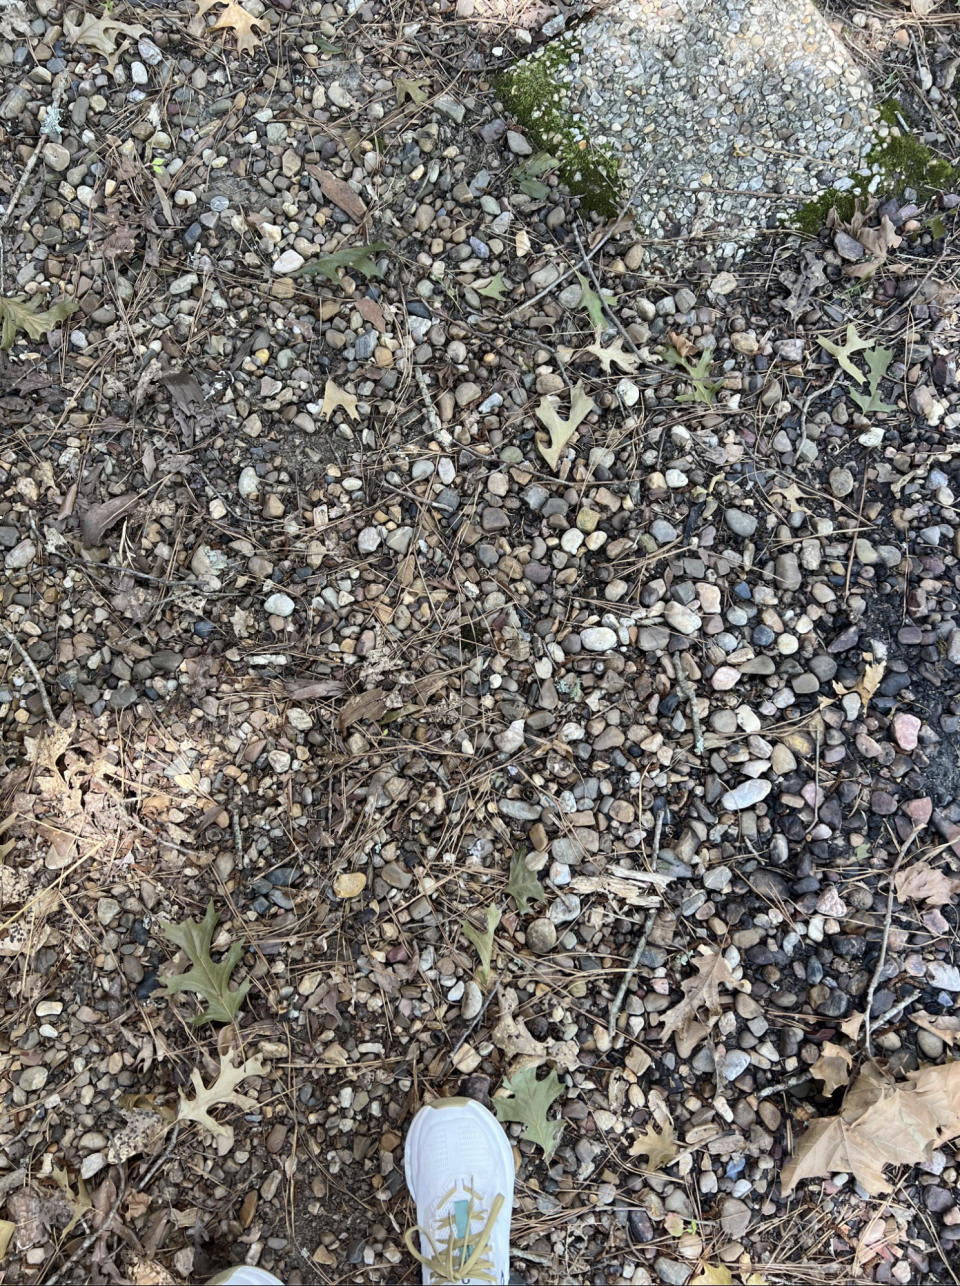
[405,1187,505,1284]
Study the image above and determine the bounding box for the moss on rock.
[495,37,622,218]
[793,98,958,234]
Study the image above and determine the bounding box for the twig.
[758,1071,814,1100]
[504,179,645,320]
[795,366,841,471]
[571,225,645,363]
[864,826,921,1058]
[608,907,657,1039]
[675,668,704,755]
[440,978,501,1080]
[135,1121,180,1191]
[43,1168,126,1285]
[233,811,243,864]
[0,73,70,288]
[413,366,442,436]
[871,987,920,1034]
[3,629,56,726]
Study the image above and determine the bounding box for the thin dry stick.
[0,72,70,285]
[571,225,644,363]
[3,629,56,725]
[608,906,657,1039]
[43,1170,126,1286]
[135,1121,181,1192]
[864,826,921,1058]
[504,179,645,319]
[675,668,704,755]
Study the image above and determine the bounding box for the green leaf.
[461,905,501,990]
[818,322,872,385]
[316,37,342,53]
[475,272,509,301]
[395,76,430,106]
[575,272,616,330]
[664,345,723,405]
[930,214,947,240]
[850,342,896,413]
[493,1066,564,1159]
[159,900,250,1026]
[294,241,391,286]
[507,848,545,915]
[517,175,550,199]
[0,295,79,351]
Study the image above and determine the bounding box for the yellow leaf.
[690,1268,734,1286]
[320,378,360,422]
[195,0,267,57]
[534,381,593,470]
[0,1220,15,1263]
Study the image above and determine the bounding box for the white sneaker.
[404,1096,515,1285]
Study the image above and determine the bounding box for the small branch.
[43,1168,127,1285]
[233,811,243,864]
[871,987,920,1034]
[758,1071,813,1101]
[864,826,921,1058]
[135,1121,180,1192]
[675,669,704,756]
[413,366,442,436]
[3,629,56,726]
[608,906,657,1039]
[0,73,70,288]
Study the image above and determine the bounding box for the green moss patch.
[495,39,622,218]
[793,98,959,234]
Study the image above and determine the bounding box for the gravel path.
[0,1,959,1284]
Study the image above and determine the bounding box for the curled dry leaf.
[659,945,740,1058]
[195,0,267,56]
[782,1060,960,1196]
[811,1041,854,1095]
[895,860,960,907]
[534,381,594,470]
[911,1010,960,1047]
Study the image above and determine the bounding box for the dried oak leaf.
[0,295,79,351]
[582,331,639,375]
[628,1118,677,1171]
[895,861,960,907]
[907,1059,960,1141]
[320,378,359,422]
[911,1011,960,1047]
[659,946,739,1057]
[195,0,266,56]
[811,1041,853,1095]
[534,380,593,470]
[177,1048,266,1137]
[63,12,147,69]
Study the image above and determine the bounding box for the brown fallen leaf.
[195,0,266,56]
[305,165,367,223]
[285,679,346,699]
[338,687,387,730]
[534,381,593,470]
[320,378,360,422]
[811,1041,853,1095]
[856,658,885,712]
[80,492,139,547]
[911,1010,960,1047]
[666,329,696,358]
[895,860,960,907]
[782,1062,942,1196]
[907,1059,960,1141]
[64,11,147,70]
[659,946,739,1057]
[839,1010,864,1042]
